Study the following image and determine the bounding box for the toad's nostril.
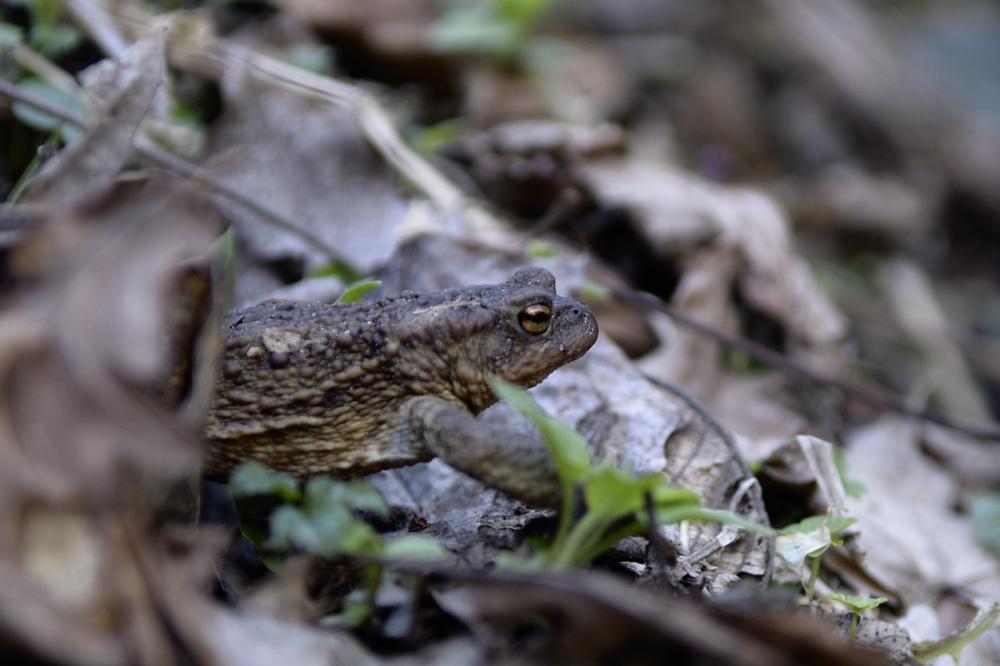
[572,308,580,315]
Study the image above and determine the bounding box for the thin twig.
[11,42,81,94]
[66,0,128,57]
[0,78,344,260]
[618,288,1000,442]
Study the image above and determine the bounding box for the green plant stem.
[849,613,858,642]
[362,563,383,623]
[913,603,1000,662]
[806,555,821,601]
[575,520,644,565]
[546,486,576,558]
[553,511,609,567]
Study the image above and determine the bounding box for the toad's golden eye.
[518,303,552,334]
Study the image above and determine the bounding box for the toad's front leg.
[401,395,561,508]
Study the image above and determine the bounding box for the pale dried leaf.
[844,417,1000,604]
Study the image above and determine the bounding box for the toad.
[204,268,598,506]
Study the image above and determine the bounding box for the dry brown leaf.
[0,179,224,665]
[204,73,409,289]
[19,32,166,207]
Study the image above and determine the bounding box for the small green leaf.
[780,515,856,538]
[319,514,380,556]
[336,280,381,304]
[429,7,521,61]
[526,240,557,258]
[308,259,362,283]
[410,119,463,156]
[776,514,852,569]
[30,22,81,58]
[30,0,62,27]
[972,492,1000,557]
[169,100,205,129]
[0,22,24,45]
[577,280,609,303]
[304,477,389,518]
[827,593,888,612]
[11,78,84,140]
[583,466,644,517]
[335,599,375,626]
[229,460,302,502]
[216,227,236,273]
[495,551,547,571]
[496,0,552,27]
[649,484,701,507]
[583,466,668,519]
[266,505,317,551]
[382,535,447,560]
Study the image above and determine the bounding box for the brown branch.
[617,288,1000,442]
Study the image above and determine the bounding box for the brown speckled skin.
[204,268,597,503]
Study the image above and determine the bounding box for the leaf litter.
[0,0,998,664]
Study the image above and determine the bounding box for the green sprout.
[229,461,442,562]
[491,379,773,568]
[229,462,444,624]
[827,593,888,643]
[778,514,857,600]
[336,280,382,304]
